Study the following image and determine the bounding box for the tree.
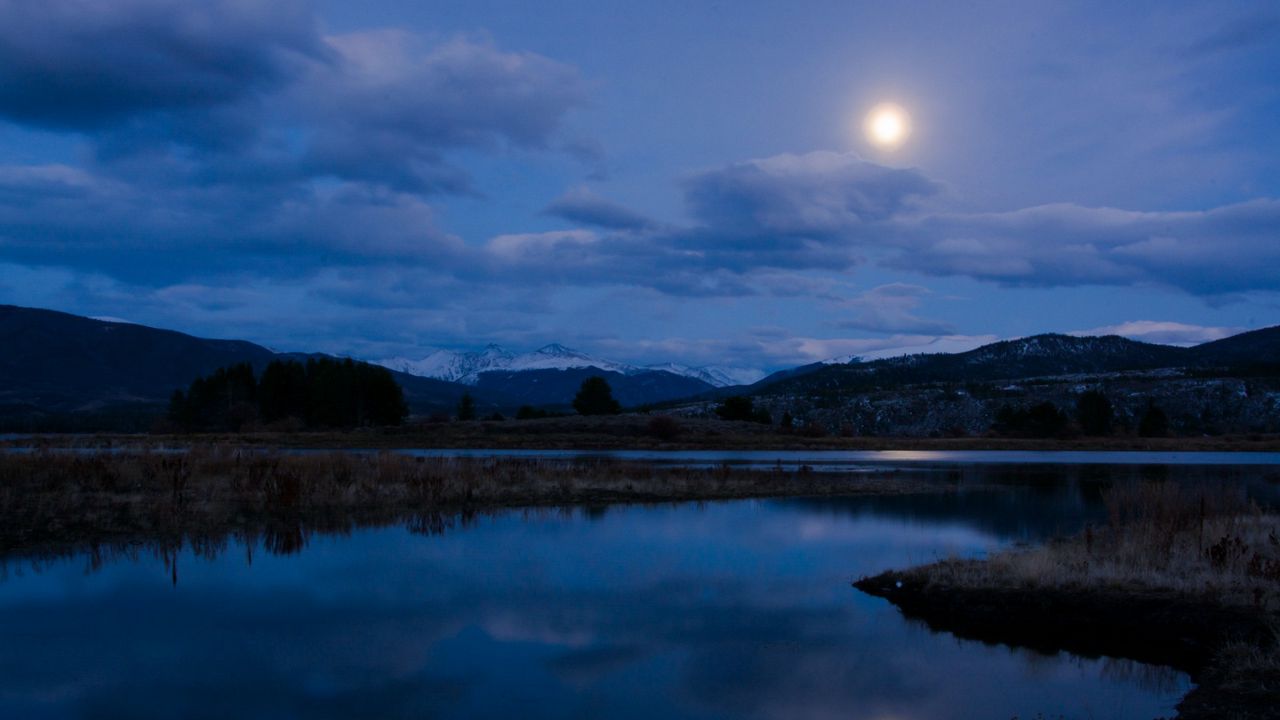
[456,393,476,421]
[168,358,406,431]
[1076,390,1114,436]
[356,361,409,426]
[715,395,756,422]
[1139,401,1169,437]
[993,401,1069,438]
[573,376,621,415]
[259,360,308,422]
[168,362,258,431]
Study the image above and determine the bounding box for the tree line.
[168,358,408,431]
[992,390,1169,439]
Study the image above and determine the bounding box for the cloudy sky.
[0,0,1276,370]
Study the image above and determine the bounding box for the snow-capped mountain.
[378,344,514,384]
[375,344,763,388]
[642,363,766,387]
[505,344,635,375]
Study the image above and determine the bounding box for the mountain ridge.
[376,344,764,388]
[746,329,1279,397]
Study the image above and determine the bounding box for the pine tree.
[573,376,621,415]
[456,393,476,421]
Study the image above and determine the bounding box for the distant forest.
[168,358,407,431]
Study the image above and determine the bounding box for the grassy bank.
[856,483,1280,719]
[0,448,954,566]
[6,415,1280,451]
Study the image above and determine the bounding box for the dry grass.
[0,447,949,566]
[925,482,1280,610]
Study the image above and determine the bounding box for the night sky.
[0,0,1276,371]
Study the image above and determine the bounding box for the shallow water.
[0,473,1210,720]
[389,447,1280,468]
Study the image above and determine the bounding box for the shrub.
[1076,390,1114,436]
[1139,401,1170,438]
[645,415,682,441]
[516,405,549,420]
[717,395,770,424]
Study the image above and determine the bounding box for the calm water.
[390,448,1280,468]
[0,463,1244,720]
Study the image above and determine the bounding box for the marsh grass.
[925,482,1280,610]
[0,447,948,570]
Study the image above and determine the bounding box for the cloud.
[1179,15,1280,59]
[832,283,956,335]
[892,199,1280,296]
[684,150,941,237]
[0,0,591,285]
[297,32,586,194]
[544,187,653,230]
[0,165,466,281]
[472,152,944,296]
[0,1,587,197]
[0,0,325,133]
[1069,320,1245,347]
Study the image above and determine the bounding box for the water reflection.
[0,490,1191,719]
[7,460,1272,586]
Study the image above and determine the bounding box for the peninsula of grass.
[856,483,1280,719]
[0,447,956,566]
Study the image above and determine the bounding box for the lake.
[3,455,1277,719]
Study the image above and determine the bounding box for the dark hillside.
[760,334,1191,396]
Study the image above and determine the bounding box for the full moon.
[864,103,911,149]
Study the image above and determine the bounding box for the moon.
[864,103,911,149]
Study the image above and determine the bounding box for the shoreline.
[6,420,1280,453]
[0,449,965,564]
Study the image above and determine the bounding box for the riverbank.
[6,415,1280,451]
[855,483,1280,719]
[0,448,959,563]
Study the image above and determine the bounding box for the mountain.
[0,305,485,423]
[376,344,762,388]
[1186,325,1280,367]
[0,305,277,413]
[379,344,515,384]
[749,330,1278,398]
[642,363,766,387]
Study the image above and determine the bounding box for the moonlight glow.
[864,103,911,149]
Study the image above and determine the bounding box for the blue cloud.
[544,187,653,230]
[684,151,941,237]
[0,0,325,147]
[892,199,1280,296]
